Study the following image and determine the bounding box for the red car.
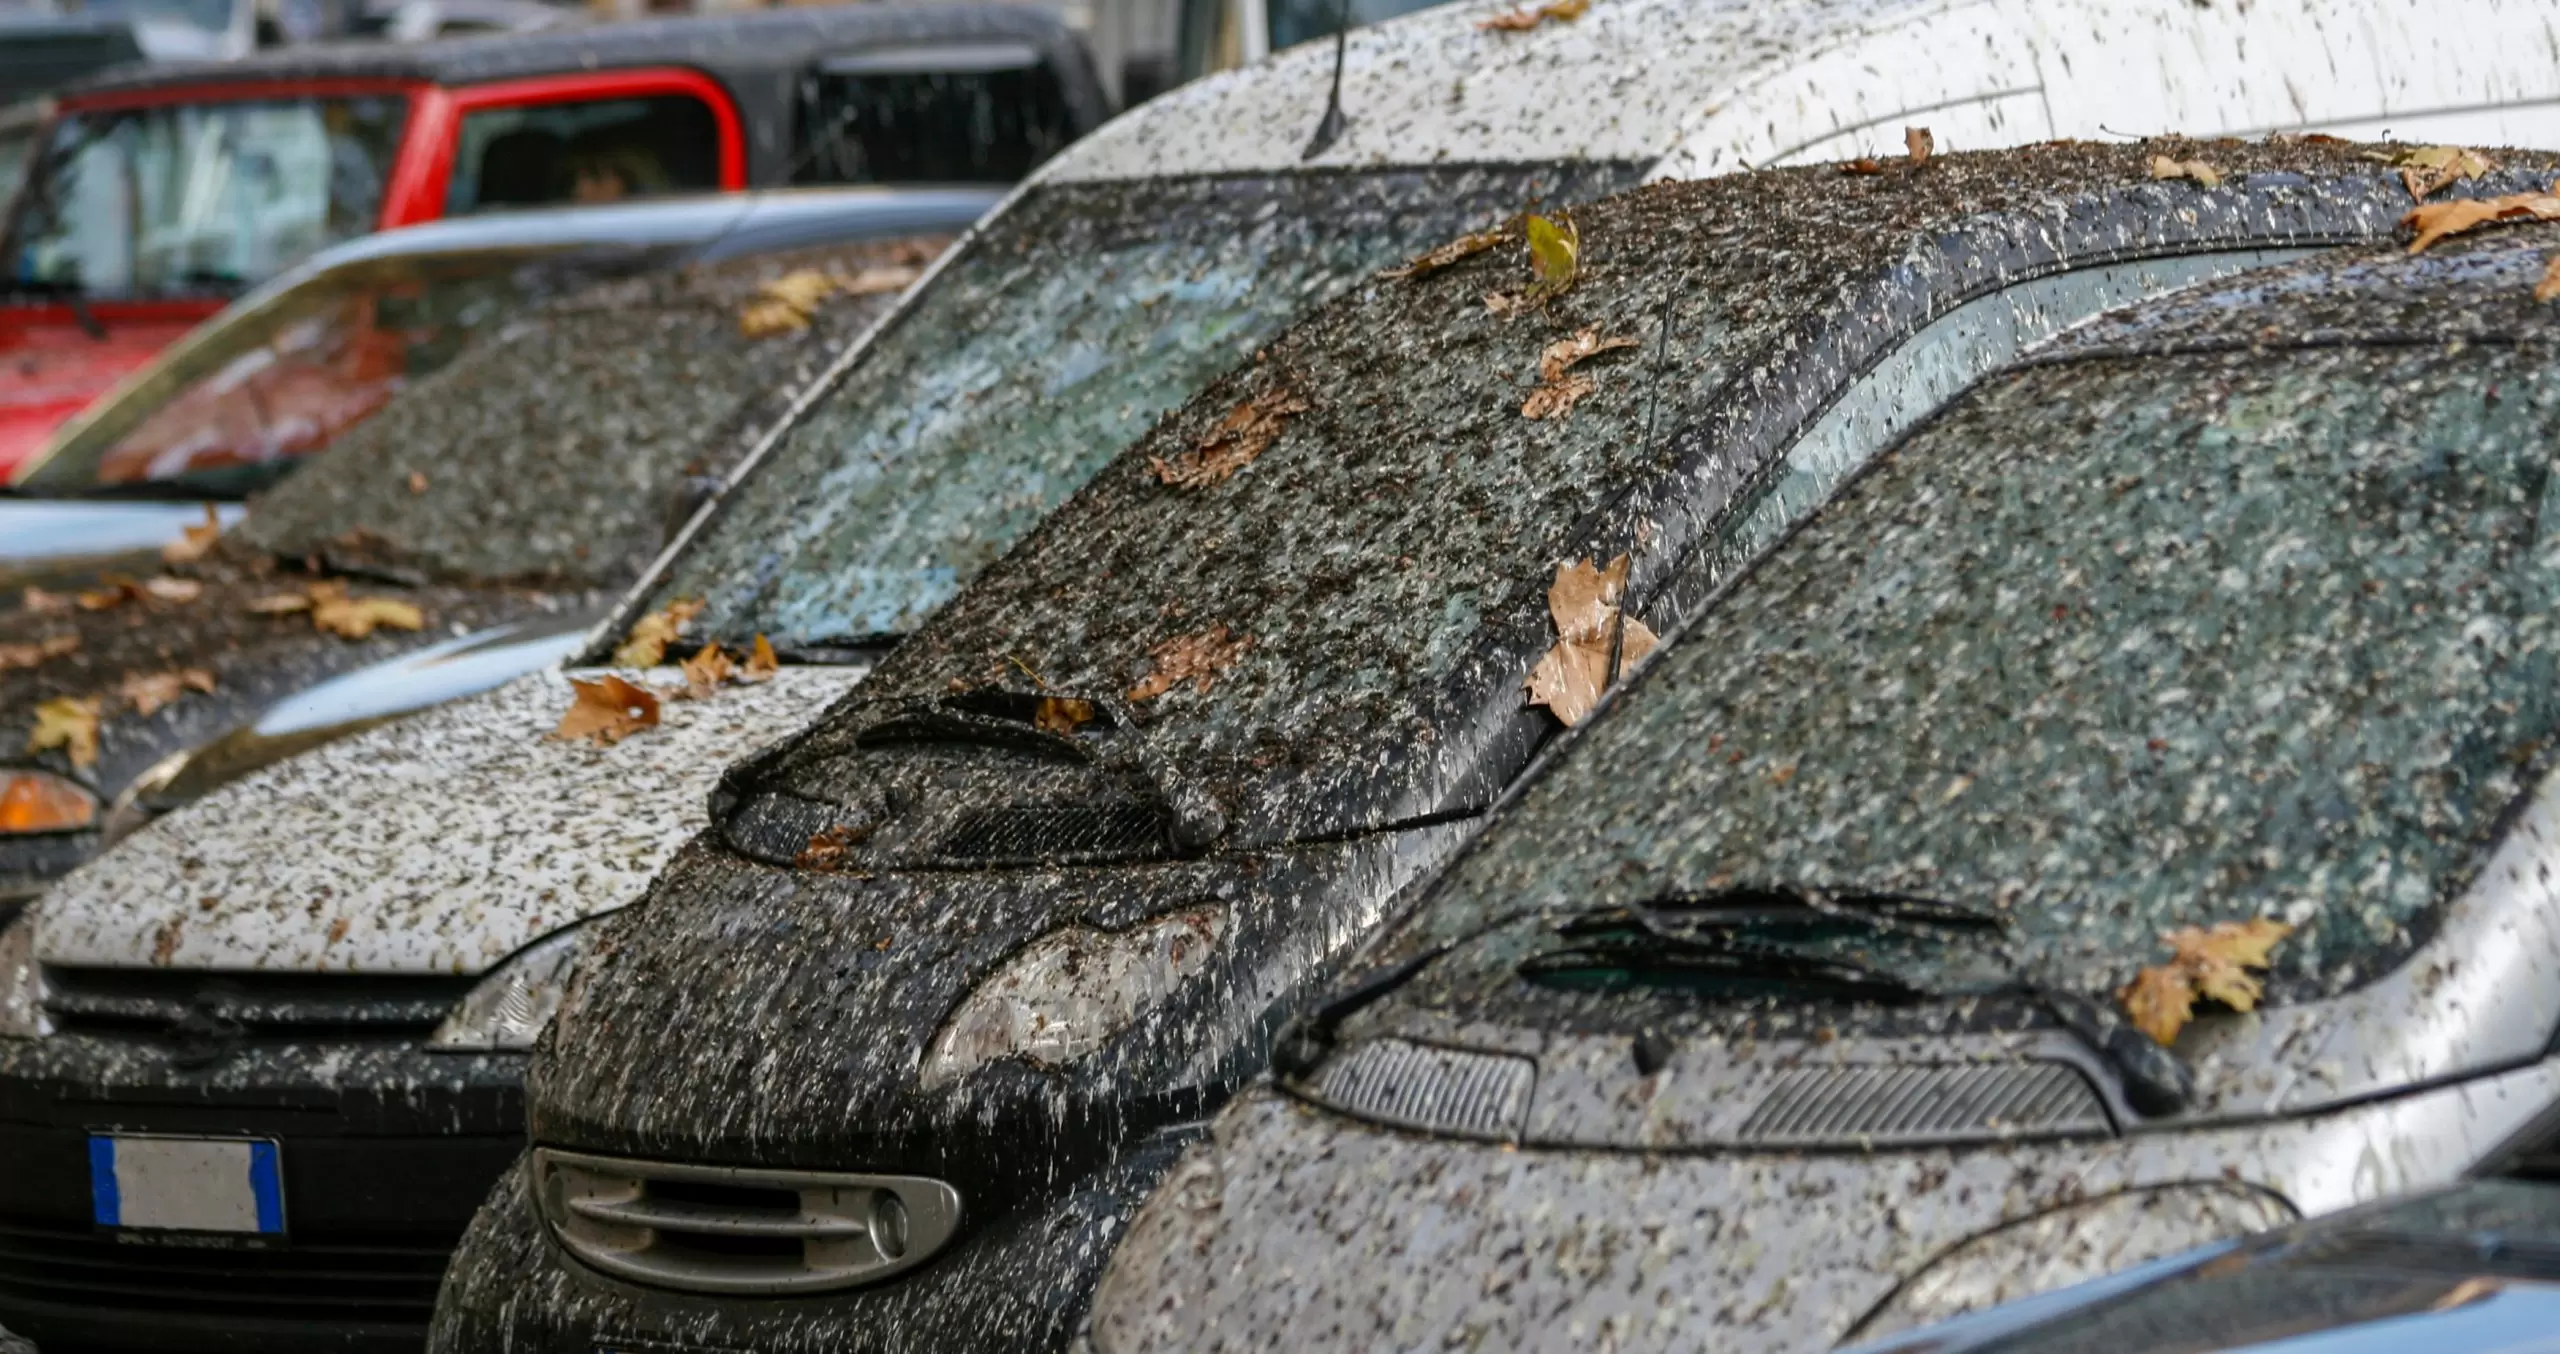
[0,3,1106,474]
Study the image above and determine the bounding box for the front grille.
[40,967,472,1039]
[928,802,1172,866]
[1310,1038,1536,1142]
[531,1148,964,1295]
[0,1218,447,1320]
[1738,1062,2109,1145]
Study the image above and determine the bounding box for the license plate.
[89,1134,285,1235]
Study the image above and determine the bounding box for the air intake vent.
[1309,1038,1535,1142]
[1739,1062,2108,1146]
[530,1149,962,1295]
[929,802,1170,866]
[41,967,473,1035]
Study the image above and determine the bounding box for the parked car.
[0,185,988,910]
[0,2,1107,473]
[441,130,2560,1354]
[1077,219,2560,1354]
[1846,1176,2560,1354]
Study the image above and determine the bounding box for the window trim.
[415,67,749,218]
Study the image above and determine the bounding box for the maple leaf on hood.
[552,675,662,745]
[1524,555,1658,726]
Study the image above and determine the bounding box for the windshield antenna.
[1302,0,1352,159]
[1607,297,1679,685]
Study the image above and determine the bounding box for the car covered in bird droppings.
[438,134,2560,1354]
[1079,222,2560,1354]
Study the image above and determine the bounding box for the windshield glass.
[18,244,681,500]
[646,163,1641,649]
[1414,343,2560,1005]
[70,0,235,31]
[791,52,1080,185]
[8,94,405,299]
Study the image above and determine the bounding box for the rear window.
[446,95,722,214]
[790,44,1080,184]
[1412,342,2560,1004]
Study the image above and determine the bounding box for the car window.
[445,95,721,214]
[8,95,406,298]
[644,162,1644,650]
[1412,342,2560,1006]
[791,45,1080,185]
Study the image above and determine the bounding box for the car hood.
[32,664,866,976]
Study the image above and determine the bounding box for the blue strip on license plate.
[89,1134,285,1234]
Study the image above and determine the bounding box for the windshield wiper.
[1523,926,1928,1004]
[770,633,900,666]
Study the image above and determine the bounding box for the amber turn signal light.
[0,771,96,834]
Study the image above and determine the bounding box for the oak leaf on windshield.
[2147,155,2223,189]
[1524,554,1658,727]
[28,696,101,770]
[1150,386,1309,489]
[1521,328,1639,420]
[1477,0,1586,30]
[1128,624,1250,702]
[2403,183,2560,253]
[161,505,222,565]
[118,668,215,718]
[552,674,662,745]
[613,598,705,667]
[2385,144,2496,200]
[2117,917,2293,1045]
[1382,229,1511,281]
[0,634,78,672]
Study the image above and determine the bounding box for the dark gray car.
[1080,222,2560,1353]
[428,139,2527,1354]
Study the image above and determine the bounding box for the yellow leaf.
[2119,963,2196,1046]
[613,598,706,667]
[2148,155,2223,189]
[739,268,840,337]
[1903,126,1934,165]
[2118,917,2293,1045]
[0,634,78,671]
[161,505,222,565]
[1128,625,1251,702]
[743,633,780,682]
[2392,144,2495,200]
[1524,212,1579,301]
[28,696,101,770]
[118,668,215,717]
[2403,183,2560,254]
[311,590,425,640]
[77,579,141,611]
[676,642,737,700]
[1476,0,1585,29]
[1524,555,1659,726]
[1149,386,1310,490]
[552,674,662,745]
[1382,229,1510,281]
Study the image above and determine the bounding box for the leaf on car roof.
[1521,328,1639,420]
[2148,155,2223,189]
[2118,917,2293,1045]
[118,667,214,718]
[309,583,424,640]
[1382,229,1511,281]
[160,505,222,565]
[2403,184,2560,253]
[1128,624,1251,702]
[1526,212,1580,299]
[1149,386,1310,489]
[552,674,662,745]
[28,696,101,770]
[1524,554,1659,726]
[613,598,705,667]
[2380,144,2496,200]
[1904,126,1934,165]
[1477,0,1587,30]
[0,634,77,672]
[2539,254,2560,303]
[143,575,203,604]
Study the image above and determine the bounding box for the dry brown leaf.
[28,695,101,770]
[311,589,424,640]
[2392,144,2495,200]
[246,591,315,615]
[2118,917,2294,1045]
[20,586,72,615]
[118,667,215,717]
[407,470,429,495]
[1483,290,1532,316]
[739,268,839,337]
[2540,254,2560,303]
[1382,229,1510,281]
[742,634,780,682]
[161,505,222,565]
[1034,696,1096,736]
[1838,157,1886,176]
[1128,625,1250,702]
[1521,328,1638,420]
[676,643,737,700]
[552,674,662,745]
[613,598,706,667]
[1521,373,1597,420]
[1477,0,1586,30]
[835,263,924,297]
[1904,126,1934,165]
[795,823,871,871]
[2148,154,2223,189]
[77,579,142,611]
[0,634,78,671]
[144,575,203,603]
[1149,387,1310,489]
[1524,555,1660,726]
[2403,183,2560,253]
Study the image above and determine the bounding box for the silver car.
[1082,223,2560,1352]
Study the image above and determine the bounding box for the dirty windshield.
[9,94,407,299]
[1414,342,2560,1005]
[646,162,1640,649]
[16,242,688,500]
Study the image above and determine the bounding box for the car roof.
[63,3,1091,100]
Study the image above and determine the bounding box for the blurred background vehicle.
[0,2,1104,473]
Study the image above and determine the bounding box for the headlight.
[427,922,596,1052]
[0,908,49,1038]
[0,769,95,835]
[919,905,1225,1089]
[1848,1182,2296,1343]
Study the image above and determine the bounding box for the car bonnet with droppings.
[1082,228,2560,1354]
[454,136,2560,1352]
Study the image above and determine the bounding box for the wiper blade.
[1629,883,2008,932]
[769,633,899,665]
[1523,927,1928,1004]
